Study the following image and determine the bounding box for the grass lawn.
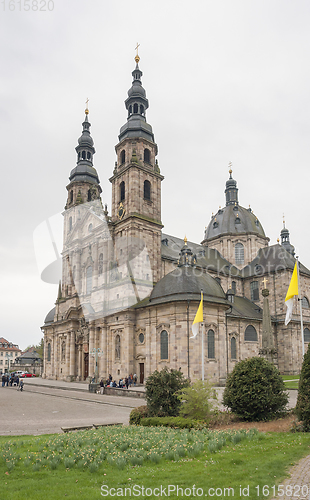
[282,375,300,390]
[1,426,310,500]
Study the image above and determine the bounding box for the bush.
[295,345,310,431]
[129,405,149,425]
[178,380,217,422]
[145,367,189,417]
[223,357,288,421]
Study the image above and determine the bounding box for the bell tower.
[110,51,164,283]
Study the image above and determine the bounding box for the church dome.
[204,170,266,241]
[150,264,227,305]
[205,205,266,240]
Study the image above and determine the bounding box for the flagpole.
[201,322,204,382]
[296,256,305,357]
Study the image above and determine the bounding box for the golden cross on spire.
[228,161,233,175]
[262,277,268,289]
[85,97,89,115]
[135,42,140,63]
[283,213,285,228]
[184,235,187,246]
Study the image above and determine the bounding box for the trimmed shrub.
[223,357,288,421]
[129,405,149,425]
[295,345,310,431]
[145,367,189,417]
[139,416,206,429]
[178,379,217,422]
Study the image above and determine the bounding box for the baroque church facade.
[42,54,310,385]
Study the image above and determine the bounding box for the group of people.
[1,373,23,390]
[99,373,138,394]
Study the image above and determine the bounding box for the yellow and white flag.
[191,291,203,338]
[285,262,299,325]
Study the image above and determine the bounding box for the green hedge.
[129,406,149,425]
[139,416,207,429]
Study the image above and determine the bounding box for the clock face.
[118,202,125,220]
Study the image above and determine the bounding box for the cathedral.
[42,53,310,385]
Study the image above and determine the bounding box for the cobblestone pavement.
[269,455,310,500]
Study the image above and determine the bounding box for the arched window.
[160,330,168,359]
[144,180,151,200]
[88,189,91,202]
[69,217,72,231]
[86,266,92,294]
[47,343,51,362]
[87,151,91,160]
[99,253,103,276]
[144,148,150,163]
[121,150,126,164]
[140,104,144,115]
[78,152,81,160]
[235,243,244,265]
[120,181,125,201]
[133,103,138,114]
[302,297,309,309]
[88,223,93,232]
[115,334,121,359]
[82,151,86,160]
[70,190,73,203]
[207,329,215,359]
[61,341,66,362]
[129,105,132,114]
[231,337,237,359]
[250,281,259,301]
[304,328,310,343]
[245,325,258,341]
[232,281,236,293]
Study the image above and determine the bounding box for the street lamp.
[90,348,103,383]
[5,352,10,373]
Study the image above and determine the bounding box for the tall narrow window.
[70,190,73,203]
[69,217,72,231]
[250,281,259,301]
[88,189,91,202]
[120,181,125,201]
[99,253,103,276]
[120,150,126,164]
[231,337,237,359]
[245,325,258,341]
[115,335,121,359]
[207,329,215,359]
[82,151,86,160]
[235,243,244,265]
[160,330,168,359]
[47,343,51,362]
[232,281,236,293]
[302,297,309,309]
[304,328,310,343]
[140,105,144,115]
[144,180,151,200]
[86,266,92,294]
[61,341,66,362]
[133,103,138,114]
[144,148,150,163]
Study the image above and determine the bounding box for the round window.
[139,333,145,344]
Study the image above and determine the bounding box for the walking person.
[100,378,104,395]
[133,373,137,386]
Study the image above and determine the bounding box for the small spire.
[184,235,188,246]
[85,97,89,115]
[228,161,233,177]
[283,213,285,228]
[135,42,140,63]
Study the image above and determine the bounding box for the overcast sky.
[1,0,310,350]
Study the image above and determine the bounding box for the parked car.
[20,372,35,378]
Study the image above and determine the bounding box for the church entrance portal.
[139,363,144,384]
[84,353,89,380]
